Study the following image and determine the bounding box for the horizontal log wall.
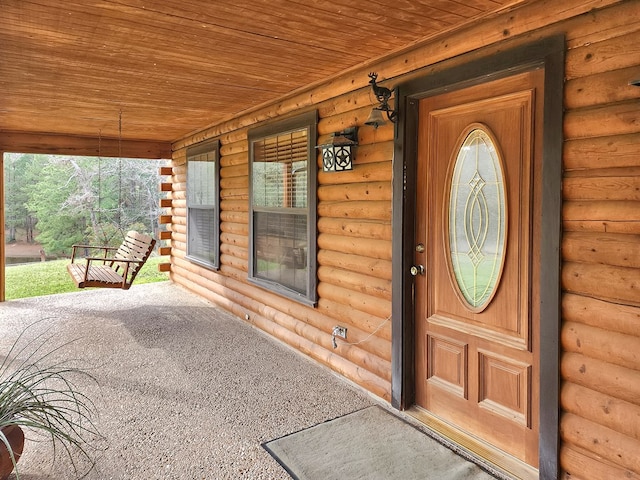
[168,0,639,477]
[559,2,640,478]
[170,106,394,400]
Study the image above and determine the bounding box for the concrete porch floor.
[0,282,375,479]
[1,282,511,480]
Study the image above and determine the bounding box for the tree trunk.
[25,216,34,243]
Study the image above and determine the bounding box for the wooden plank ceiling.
[0,0,527,144]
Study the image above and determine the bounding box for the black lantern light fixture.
[317,127,358,172]
[365,72,398,128]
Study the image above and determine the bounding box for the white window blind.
[187,140,219,268]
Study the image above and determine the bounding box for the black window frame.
[248,111,318,305]
[186,138,221,270]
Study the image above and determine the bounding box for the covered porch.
[0,282,502,479]
[2,2,640,479]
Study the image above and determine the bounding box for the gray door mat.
[263,406,499,480]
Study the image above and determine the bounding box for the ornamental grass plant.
[0,322,101,479]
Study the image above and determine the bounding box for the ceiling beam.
[0,131,171,159]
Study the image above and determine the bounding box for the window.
[249,111,318,304]
[186,139,220,269]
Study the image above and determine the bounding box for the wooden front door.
[414,69,543,469]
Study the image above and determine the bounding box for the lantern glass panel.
[334,145,352,171]
[322,146,335,172]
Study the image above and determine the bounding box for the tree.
[26,157,88,255]
[4,153,43,243]
[20,155,166,256]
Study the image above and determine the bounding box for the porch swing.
[67,113,156,290]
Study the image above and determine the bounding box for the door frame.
[391,35,564,479]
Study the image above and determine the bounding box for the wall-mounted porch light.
[365,72,397,128]
[317,127,358,172]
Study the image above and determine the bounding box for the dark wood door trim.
[391,35,564,480]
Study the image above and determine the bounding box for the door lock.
[410,265,425,276]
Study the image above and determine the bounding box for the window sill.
[248,276,317,307]
[186,255,219,271]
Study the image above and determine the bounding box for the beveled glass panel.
[448,127,507,310]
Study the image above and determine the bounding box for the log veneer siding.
[172,122,395,400]
[169,1,640,478]
[559,10,640,473]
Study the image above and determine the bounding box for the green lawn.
[5,256,169,300]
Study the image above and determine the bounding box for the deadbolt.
[410,265,425,276]
[415,243,425,253]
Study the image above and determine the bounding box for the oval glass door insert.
[447,125,507,311]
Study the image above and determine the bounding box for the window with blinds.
[186,139,220,269]
[248,111,318,304]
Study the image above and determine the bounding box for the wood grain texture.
[562,321,640,370]
[561,352,640,405]
[562,261,640,306]
[560,444,640,480]
[318,234,391,260]
[317,217,392,240]
[561,382,640,441]
[1,0,531,143]
[562,232,640,268]
[562,293,640,337]
[561,413,640,474]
